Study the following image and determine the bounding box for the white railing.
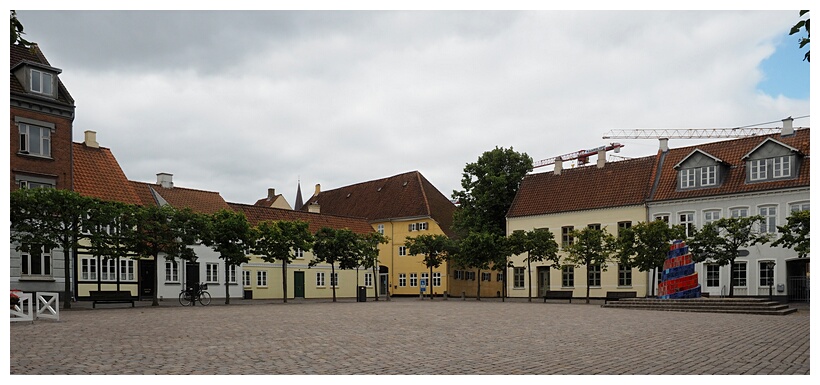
[10,292,33,322]
[11,292,60,322]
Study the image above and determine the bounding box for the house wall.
[373,217,450,296]
[506,205,650,299]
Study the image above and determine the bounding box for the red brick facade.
[9,105,74,191]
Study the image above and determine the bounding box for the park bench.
[604,291,637,304]
[543,290,573,303]
[89,291,135,308]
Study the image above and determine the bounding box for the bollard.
[444,291,448,300]
[462,291,466,300]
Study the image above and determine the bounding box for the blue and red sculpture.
[658,240,701,299]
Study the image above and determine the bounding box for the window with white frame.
[377,224,384,235]
[408,223,417,232]
[119,259,135,281]
[617,221,632,237]
[700,165,717,186]
[242,270,251,287]
[417,222,428,231]
[706,264,720,287]
[618,264,631,287]
[703,210,721,225]
[433,272,441,286]
[772,156,791,178]
[732,262,747,287]
[759,261,775,286]
[166,260,179,282]
[654,214,670,224]
[206,263,219,283]
[513,267,525,288]
[101,258,116,281]
[365,273,373,287]
[30,69,54,95]
[18,178,55,189]
[421,272,429,287]
[315,272,325,287]
[759,206,777,234]
[750,159,767,181]
[399,273,406,287]
[18,123,52,157]
[295,248,304,259]
[588,264,601,287]
[482,272,491,281]
[20,245,51,277]
[80,257,97,281]
[730,207,749,218]
[680,168,696,188]
[410,273,418,287]
[467,271,476,281]
[330,272,338,287]
[398,246,407,256]
[257,271,267,287]
[562,266,574,287]
[227,265,237,283]
[561,226,574,247]
[790,202,810,213]
[496,273,503,282]
[679,212,695,237]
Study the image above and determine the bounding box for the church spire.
[294,179,304,211]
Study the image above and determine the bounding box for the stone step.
[601,297,798,315]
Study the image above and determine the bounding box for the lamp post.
[766,261,776,301]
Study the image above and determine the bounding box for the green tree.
[310,227,359,302]
[84,200,139,294]
[616,220,686,296]
[771,210,809,258]
[201,209,255,304]
[358,232,389,301]
[452,231,505,300]
[688,216,770,297]
[452,146,533,237]
[252,220,314,303]
[10,10,34,48]
[564,227,618,304]
[790,10,810,62]
[509,228,560,302]
[405,234,451,300]
[10,188,92,309]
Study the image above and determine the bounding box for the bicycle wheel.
[179,291,192,306]
[198,291,211,306]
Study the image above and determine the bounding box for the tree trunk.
[728,260,735,298]
[429,265,434,300]
[331,264,337,302]
[586,268,591,304]
[282,260,288,303]
[224,265,230,305]
[152,253,160,306]
[476,268,481,301]
[372,264,378,301]
[62,235,72,309]
[527,255,532,302]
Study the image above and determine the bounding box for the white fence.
[11,292,60,322]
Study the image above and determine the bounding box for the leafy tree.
[563,227,618,304]
[405,234,451,300]
[10,188,92,309]
[509,228,560,302]
[201,209,255,304]
[790,10,810,62]
[310,227,359,302]
[252,220,314,303]
[452,231,505,300]
[125,205,206,306]
[688,216,770,297]
[10,10,34,48]
[452,146,533,237]
[616,220,686,296]
[358,232,389,301]
[771,210,810,258]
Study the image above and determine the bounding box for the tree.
[252,220,314,303]
[688,216,770,297]
[405,234,451,300]
[310,227,359,302]
[616,220,686,296]
[563,227,617,304]
[358,232,389,301]
[452,231,505,300]
[10,10,34,48]
[11,188,93,309]
[452,146,533,237]
[771,210,809,258]
[508,228,560,302]
[201,209,254,305]
[790,10,810,62]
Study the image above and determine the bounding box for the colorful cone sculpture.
[658,240,701,299]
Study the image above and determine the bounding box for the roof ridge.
[315,170,421,194]
[134,181,224,195]
[415,171,432,217]
[227,202,371,221]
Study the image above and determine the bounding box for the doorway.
[537,266,550,297]
[139,259,155,300]
[294,271,305,298]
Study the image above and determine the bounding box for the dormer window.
[750,159,767,181]
[30,69,54,96]
[680,169,696,188]
[772,156,791,178]
[701,165,716,186]
[674,149,724,190]
[742,138,801,183]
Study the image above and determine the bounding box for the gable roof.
[10,44,74,106]
[301,170,456,237]
[673,149,725,169]
[741,137,802,160]
[650,129,810,202]
[72,142,143,205]
[229,203,374,235]
[131,181,231,215]
[507,156,657,218]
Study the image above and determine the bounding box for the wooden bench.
[604,291,637,304]
[543,290,573,303]
[89,291,135,308]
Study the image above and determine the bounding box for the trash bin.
[357,286,367,302]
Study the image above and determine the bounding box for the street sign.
[420,279,427,293]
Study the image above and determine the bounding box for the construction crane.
[533,143,624,169]
[601,127,782,139]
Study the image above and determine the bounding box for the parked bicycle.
[179,282,211,306]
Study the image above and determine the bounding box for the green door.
[294,271,305,298]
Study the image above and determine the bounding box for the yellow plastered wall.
[374,218,451,296]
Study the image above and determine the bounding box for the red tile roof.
[649,129,810,202]
[229,203,374,235]
[72,143,143,205]
[130,181,231,215]
[507,156,657,218]
[10,44,74,106]
[301,171,456,237]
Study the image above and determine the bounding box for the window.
[679,212,695,237]
[513,267,525,288]
[18,179,54,189]
[242,270,251,287]
[750,159,767,181]
[732,262,747,287]
[618,264,632,287]
[417,222,428,231]
[680,168,696,188]
[730,207,748,218]
[365,273,373,287]
[587,223,601,231]
[561,226,574,247]
[703,210,721,225]
[294,248,304,259]
[80,257,97,281]
[706,264,720,287]
[165,260,179,282]
[700,165,717,186]
[399,273,406,287]
[617,221,632,237]
[410,273,418,287]
[21,245,51,277]
[454,270,462,280]
[496,273,503,282]
[206,263,219,283]
[398,246,407,256]
[408,223,417,232]
[759,261,775,286]
[421,273,429,287]
[18,123,52,157]
[467,271,476,281]
[227,265,237,284]
[790,202,810,212]
[316,272,325,287]
[772,156,791,178]
[30,69,53,95]
[433,272,441,287]
[654,214,670,223]
[330,272,338,288]
[588,264,601,287]
[562,266,574,287]
[257,271,267,287]
[101,258,116,282]
[377,224,384,235]
[759,206,777,234]
[482,272,491,281]
[119,259,135,281]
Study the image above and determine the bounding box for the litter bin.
[357,286,367,302]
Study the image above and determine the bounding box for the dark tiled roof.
[507,156,657,218]
[229,203,374,235]
[132,181,231,215]
[650,129,810,202]
[72,143,143,205]
[254,195,283,207]
[10,44,74,106]
[301,171,456,237]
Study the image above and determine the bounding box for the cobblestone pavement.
[10,297,810,375]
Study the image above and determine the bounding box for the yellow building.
[506,155,657,300]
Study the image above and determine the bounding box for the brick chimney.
[157,173,173,189]
[84,130,99,148]
[781,117,794,136]
[597,149,606,168]
[554,160,563,175]
[314,183,321,196]
[267,188,276,200]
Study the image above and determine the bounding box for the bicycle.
[179,282,211,306]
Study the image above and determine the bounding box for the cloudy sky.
[13,7,811,206]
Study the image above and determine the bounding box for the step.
[600,297,798,315]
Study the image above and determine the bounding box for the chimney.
[597,150,606,168]
[781,117,794,136]
[314,183,321,196]
[267,188,276,200]
[157,173,174,189]
[659,138,669,153]
[308,202,320,213]
[84,130,99,148]
[554,160,563,175]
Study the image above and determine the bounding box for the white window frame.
[758,261,776,287]
[410,273,418,287]
[257,270,267,287]
[408,223,417,232]
[513,267,525,288]
[588,264,601,287]
[18,123,52,157]
[732,262,747,288]
[20,246,52,277]
[562,266,574,288]
[100,258,117,282]
[653,214,670,224]
[398,273,406,287]
[227,264,237,284]
[206,263,219,283]
[316,272,325,287]
[377,224,384,235]
[364,273,373,287]
[482,272,491,281]
[166,260,179,283]
[700,165,717,186]
[433,272,441,286]
[680,168,696,188]
[678,212,695,237]
[80,256,97,281]
[617,264,632,287]
[330,272,338,288]
[789,201,810,213]
[119,259,135,281]
[294,248,304,259]
[772,156,791,178]
[750,159,767,181]
[705,264,720,287]
[398,246,407,256]
[703,209,721,225]
[417,222,428,231]
[758,205,777,234]
[30,69,54,95]
[730,207,749,219]
[242,270,251,287]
